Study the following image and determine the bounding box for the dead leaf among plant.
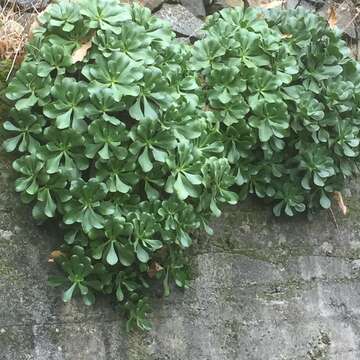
[225,0,244,6]
[328,6,337,28]
[261,0,284,9]
[147,261,164,278]
[333,191,348,215]
[248,0,284,8]
[71,41,92,64]
[48,250,65,262]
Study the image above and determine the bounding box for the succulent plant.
[4,1,360,331]
[3,0,237,330]
[192,6,360,216]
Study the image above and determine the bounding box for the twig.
[333,191,348,215]
[293,0,302,9]
[355,27,359,61]
[31,3,41,15]
[328,207,339,231]
[2,0,16,16]
[341,6,360,31]
[5,46,20,82]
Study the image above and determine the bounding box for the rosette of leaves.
[192,6,360,215]
[2,0,236,331]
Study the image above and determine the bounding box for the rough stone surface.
[207,0,244,13]
[121,0,165,11]
[320,0,358,39]
[287,0,317,10]
[155,4,204,37]
[2,132,360,359]
[286,0,359,40]
[1,4,360,358]
[180,0,207,18]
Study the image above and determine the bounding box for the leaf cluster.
[193,6,360,216]
[3,2,360,330]
[3,0,237,330]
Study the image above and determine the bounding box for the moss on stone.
[307,331,331,360]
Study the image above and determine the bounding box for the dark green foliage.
[3,1,360,330]
[3,0,237,331]
[193,6,360,216]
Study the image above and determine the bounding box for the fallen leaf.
[225,0,244,6]
[147,261,164,278]
[333,191,347,215]
[259,0,284,9]
[328,6,337,28]
[71,41,92,64]
[48,250,64,263]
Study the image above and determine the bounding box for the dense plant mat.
[194,6,360,215]
[2,0,360,330]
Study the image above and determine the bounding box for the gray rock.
[121,0,165,11]
[155,4,204,38]
[320,241,334,255]
[16,12,37,33]
[287,0,304,9]
[5,0,48,11]
[287,1,357,39]
[351,259,360,273]
[177,37,191,44]
[280,0,329,8]
[180,0,206,18]
[320,0,357,39]
[207,0,244,13]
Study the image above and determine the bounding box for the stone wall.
[1,143,360,359]
[1,1,360,359]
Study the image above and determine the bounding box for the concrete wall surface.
[1,151,360,360]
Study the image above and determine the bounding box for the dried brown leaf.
[147,261,164,278]
[225,0,244,6]
[48,250,64,263]
[71,41,92,64]
[259,0,284,9]
[333,191,348,215]
[328,6,337,28]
